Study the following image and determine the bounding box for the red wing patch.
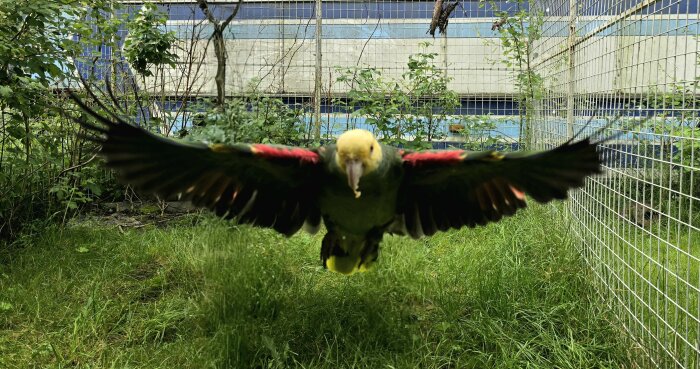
[251,144,320,164]
[509,184,526,200]
[402,150,465,166]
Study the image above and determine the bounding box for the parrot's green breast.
[318,145,403,236]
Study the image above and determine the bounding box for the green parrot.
[72,94,604,275]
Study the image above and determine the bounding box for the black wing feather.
[397,138,602,238]
[71,92,322,236]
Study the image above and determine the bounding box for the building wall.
[119,2,698,98]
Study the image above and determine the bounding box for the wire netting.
[529,0,699,367]
[112,0,524,148]
[92,1,698,366]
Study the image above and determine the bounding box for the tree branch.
[10,17,30,42]
[221,0,244,30]
[196,0,219,26]
[59,154,97,177]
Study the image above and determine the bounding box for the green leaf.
[0,86,13,97]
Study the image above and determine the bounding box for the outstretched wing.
[396,139,602,238]
[73,95,322,236]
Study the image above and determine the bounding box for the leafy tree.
[335,47,459,149]
[197,0,244,108]
[187,83,305,146]
[123,3,179,78]
[0,0,73,115]
[485,0,544,147]
[0,0,120,240]
[402,51,460,145]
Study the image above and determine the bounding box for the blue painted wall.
[126,0,698,21]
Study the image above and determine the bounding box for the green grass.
[0,205,633,368]
[567,195,700,369]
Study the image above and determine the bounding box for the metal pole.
[314,0,322,139]
[442,32,448,79]
[279,2,286,93]
[566,0,577,138]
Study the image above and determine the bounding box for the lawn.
[0,204,633,368]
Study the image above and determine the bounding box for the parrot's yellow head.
[335,129,382,198]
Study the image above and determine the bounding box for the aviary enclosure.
[0,0,697,367]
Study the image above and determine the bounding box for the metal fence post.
[566,0,577,139]
[314,0,323,139]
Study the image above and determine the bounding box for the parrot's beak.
[345,159,363,198]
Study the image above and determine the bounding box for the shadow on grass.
[0,206,635,368]
[197,207,633,369]
[199,233,421,367]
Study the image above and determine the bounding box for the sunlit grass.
[0,205,633,368]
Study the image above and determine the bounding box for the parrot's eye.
[370,144,374,153]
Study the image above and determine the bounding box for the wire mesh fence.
[529,0,699,367]
[76,1,698,367]
[110,0,525,149]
